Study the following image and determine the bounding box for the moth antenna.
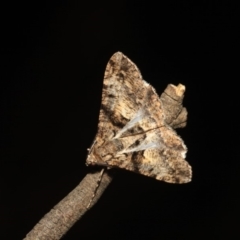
[87,139,97,154]
[87,168,105,209]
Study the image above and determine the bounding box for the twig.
[24,171,112,240]
[23,84,187,240]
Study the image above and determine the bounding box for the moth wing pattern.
[86,52,192,183]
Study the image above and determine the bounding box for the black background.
[1,1,238,239]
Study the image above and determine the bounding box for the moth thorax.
[94,138,124,161]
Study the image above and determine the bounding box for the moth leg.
[87,168,105,209]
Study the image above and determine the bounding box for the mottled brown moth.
[86,52,191,183]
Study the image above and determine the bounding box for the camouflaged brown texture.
[86,52,192,183]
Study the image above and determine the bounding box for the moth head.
[87,139,123,166]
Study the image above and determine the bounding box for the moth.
[86,52,192,183]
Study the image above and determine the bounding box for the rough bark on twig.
[24,171,112,240]
[23,84,187,240]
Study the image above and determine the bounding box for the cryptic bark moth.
[86,52,191,183]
